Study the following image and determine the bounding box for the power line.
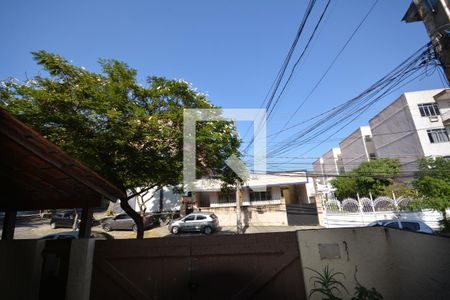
[266,0,332,120]
[280,0,380,131]
[241,125,448,150]
[241,0,318,148]
[266,43,435,158]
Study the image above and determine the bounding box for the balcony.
[442,110,450,126]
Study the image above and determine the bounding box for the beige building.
[193,171,318,227]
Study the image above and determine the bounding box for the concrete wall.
[339,127,371,172]
[0,240,45,300]
[207,204,288,226]
[297,227,450,300]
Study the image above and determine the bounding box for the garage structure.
[0,108,126,240]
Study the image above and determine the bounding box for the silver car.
[368,219,434,234]
[169,212,219,235]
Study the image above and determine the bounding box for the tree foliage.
[413,157,450,232]
[0,50,241,237]
[330,159,400,199]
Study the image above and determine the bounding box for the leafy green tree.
[0,50,240,238]
[331,159,400,199]
[330,176,358,200]
[413,157,450,232]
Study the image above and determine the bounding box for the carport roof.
[0,108,126,211]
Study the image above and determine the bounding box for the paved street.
[0,214,321,240]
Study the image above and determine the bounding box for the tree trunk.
[159,187,164,213]
[120,198,144,239]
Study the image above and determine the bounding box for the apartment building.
[312,147,344,191]
[339,126,377,172]
[369,89,450,173]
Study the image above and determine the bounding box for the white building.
[127,171,319,227]
[369,89,450,173]
[339,126,377,172]
[312,147,344,196]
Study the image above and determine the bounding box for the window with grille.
[427,128,449,143]
[249,187,272,201]
[218,192,236,203]
[418,103,440,117]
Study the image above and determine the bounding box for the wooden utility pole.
[403,0,450,82]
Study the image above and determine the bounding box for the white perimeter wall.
[298,227,450,300]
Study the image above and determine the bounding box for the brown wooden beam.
[0,109,126,201]
[78,206,94,239]
[1,210,17,240]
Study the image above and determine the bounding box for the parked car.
[50,210,99,229]
[368,219,434,234]
[40,230,114,240]
[100,213,153,232]
[50,211,79,229]
[169,212,220,235]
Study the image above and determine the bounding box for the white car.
[368,219,434,234]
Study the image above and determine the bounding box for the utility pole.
[235,180,243,234]
[312,175,325,227]
[403,0,450,82]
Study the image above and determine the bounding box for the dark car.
[100,213,154,232]
[50,210,99,229]
[40,230,114,240]
[50,211,79,229]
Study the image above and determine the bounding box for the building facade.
[313,147,344,197]
[369,89,450,173]
[339,126,377,173]
[193,171,318,227]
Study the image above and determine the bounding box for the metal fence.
[323,196,411,213]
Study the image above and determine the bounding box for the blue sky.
[1,0,445,171]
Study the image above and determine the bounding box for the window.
[427,128,449,143]
[218,192,236,203]
[184,215,195,221]
[418,103,440,117]
[364,135,372,142]
[115,214,130,220]
[196,215,206,220]
[401,222,420,232]
[386,221,399,229]
[250,187,272,201]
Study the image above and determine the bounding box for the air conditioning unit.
[429,116,439,122]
